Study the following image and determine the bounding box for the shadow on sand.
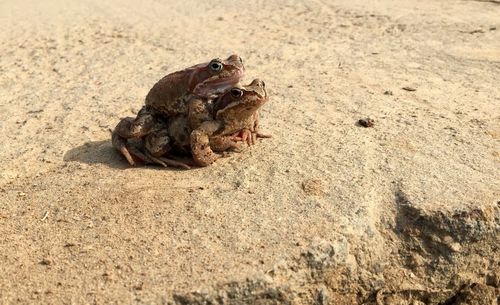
[64,140,192,171]
[63,140,131,169]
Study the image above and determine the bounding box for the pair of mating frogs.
[112,54,270,169]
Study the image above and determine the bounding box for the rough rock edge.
[168,188,499,305]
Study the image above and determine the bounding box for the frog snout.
[249,78,265,88]
[248,79,267,99]
[227,54,244,66]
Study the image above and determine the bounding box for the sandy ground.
[1,0,499,304]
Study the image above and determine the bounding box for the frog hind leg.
[144,152,191,170]
[191,120,223,166]
[114,108,155,139]
[144,129,191,170]
[111,107,156,165]
[111,130,153,166]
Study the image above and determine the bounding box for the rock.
[443,283,498,305]
[301,179,326,196]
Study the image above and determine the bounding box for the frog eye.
[230,88,243,98]
[209,61,223,72]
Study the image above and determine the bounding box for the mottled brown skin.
[191,79,270,166]
[145,54,245,116]
[141,79,270,168]
[112,55,244,167]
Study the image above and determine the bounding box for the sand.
[0,0,499,304]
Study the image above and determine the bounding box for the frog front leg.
[252,113,272,139]
[210,135,242,152]
[233,129,272,146]
[231,114,271,146]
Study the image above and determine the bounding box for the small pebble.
[39,258,52,266]
[301,179,325,196]
[358,118,375,128]
[449,242,462,252]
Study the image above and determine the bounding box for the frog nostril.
[261,80,265,88]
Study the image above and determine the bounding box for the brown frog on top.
[112,54,245,167]
[143,79,270,168]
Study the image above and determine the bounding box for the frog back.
[145,70,191,116]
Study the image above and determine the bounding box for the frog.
[191,78,270,166]
[112,54,245,166]
[141,79,270,168]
